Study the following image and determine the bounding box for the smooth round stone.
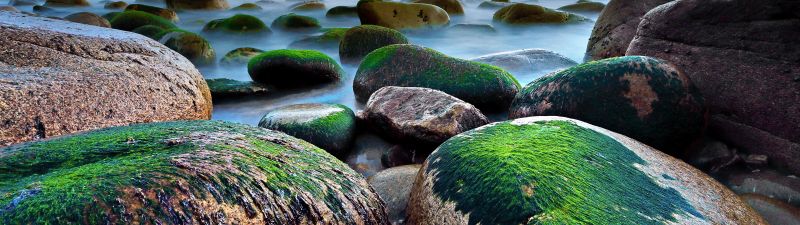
[109,10,177,31]
[740,194,800,225]
[247,49,344,88]
[0,120,389,223]
[220,47,264,66]
[203,14,271,36]
[258,103,356,156]
[493,3,588,24]
[368,165,422,225]
[231,2,261,10]
[125,4,179,22]
[103,1,127,9]
[407,116,766,224]
[165,0,229,10]
[585,0,670,60]
[205,78,269,99]
[558,1,605,12]
[270,13,320,32]
[290,1,324,11]
[288,28,349,53]
[470,48,578,75]
[64,12,110,27]
[338,25,408,65]
[413,0,464,15]
[354,44,520,111]
[158,31,216,66]
[509,56,706,153]
[44,0,89,7]
[326,5,357,18]
[356,0,450,30]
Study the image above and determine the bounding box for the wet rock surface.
[470,48,577,75]
[339,24,408,65]
[493,3,588,24]
[247,49,344,88]
[206,78,269,99]
[626,0,800,174]
[258,103,356,157]
[63,11,110,27]
[361,86,489,146]
[408,116,766,224]
[357,0,450,30]
[585,0,671,60]
[0,12,212,146]
[0,120,389,224]
[368,165,421,225]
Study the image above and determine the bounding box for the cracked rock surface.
[0,12,212,146]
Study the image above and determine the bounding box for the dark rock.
[469,48,577,75]
[585,0,670,60]
[338,25,408,65]
[44,0,88,7]
[720,169,800,207]
[493,3,588,24]
[288,28,349,53]
[64,12,110,27]
[346,133,392,177]
[362,86,489,146]
[203,14,271,36]
[248,49,343,88]
[626,0,800,174]
[0,12,212,146]
[326,5,357,18]
[103,1,127,9]
[158,30,216,66]
[125,4,178,22]
[270,13,321,32]
[509,56,706,154]
[258,103,356,157]
[368,165,421,225]
[740,194,800,225]
[354,44,520,111]
[408,116,766,224]
[558,1,605,12]
[109,10,176,31]
[165,0,229,10]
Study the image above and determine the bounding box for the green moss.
[426,119,704,224]
[131,25,166,39]
[160,31,216,66]
[203,14,271,35]
[124,4,177,22]
[0,120,379,224]
[271,13,321,31]
[339,25,408,64]
[109,10,177,31]
[326,6,357,17]
[247,49,344,86]
[258,104,356,156]
[510,56,705,152]
[354,44,520,111]
[101,11,121,21]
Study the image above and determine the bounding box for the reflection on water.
[10,0,606,126]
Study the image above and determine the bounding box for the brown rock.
[165,0,229,10]
[0,12,212,146]
[368,164,421,225]
[626,0,800,174]
[413,0,464,15]
[720,169,800,207]
[740,194,800,225]
[63,12,111,27]
[362,86,490,146]
[44,0,89,7]
[585,0,671,60]
[357,1,450,30]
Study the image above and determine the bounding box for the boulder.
[558,1,605,12]
[248,49,344,88]
[368,165,421,225]
[0,6,19,12]
[0,120,389,223]
[205,78,269,99]
[408,116,766,224]
[357,0,450,30]
[585,0,671,60]
[478,0,513,9]
[63,12,110,27]
[158,30,216,66]
[493,3,588,24]
[413,0,464,15]
[0,12,211,146]
[44,0,88,7]
[720,169,800,207]
[231,2,261,10]
[446,23,496,33]
[290,1,325,11]
[288,28,349,53]
[509,56,706,153]
[271,13,321,31]
[258,104,356,157]
[339,25,408,65]
[626,0,800,174]
[470,48,577,75]
[740,194,800,225]
[361,86,489,146]
[326,5,357,18]
[354,44,521,111]
[125,4,178,22]
[103,1,127,9]
[220,47,264,66]
[165,0,229,10]
[203,14,271,36]
[131,24,166,39]
[109,10,176,31]
[346,133,392,177]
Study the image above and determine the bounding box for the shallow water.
[6,0,606,124]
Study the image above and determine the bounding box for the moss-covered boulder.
[131,24,166,39]
[271,13,321,31]
[203,14,271,36]
[413,0,463,15]
[288,28,349,53]
[165,0,229,10]
[354,44,520,111]
[125,4,179,22]
[326,5,358,18]
[64,12,110,27]
[357,0,450,30]
[44,0,89,7]
[259,104,356,157]
[368,164,421,225]
[339,25,408,65]
[290,1,324,11]
[558,1,605,12]
[101,11,121,21]
[408,116,766,225]
[231,2,262,10]
[493,3,588,24]
[158,31,216,66]
[509,56,705,153]
[248,49,344,87]
[103,1,127,9]
[220,47,264,66]
[206,78,269,99]
[110,10,177,31]
[0,120,389,224]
